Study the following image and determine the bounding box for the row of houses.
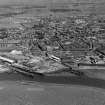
[0,39,20,48]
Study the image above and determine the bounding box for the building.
[0,39,20,51]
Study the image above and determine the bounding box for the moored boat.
[11,63,44,76]
[78,61,105,70]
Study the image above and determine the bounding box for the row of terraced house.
[0,39,20,51]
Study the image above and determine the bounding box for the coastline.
[0,72,105,90]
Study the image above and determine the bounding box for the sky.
[0,0,45,5]
[0,0,104,5]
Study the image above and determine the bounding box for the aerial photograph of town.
[0,0,105,105]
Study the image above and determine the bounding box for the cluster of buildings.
[0,14,104,65]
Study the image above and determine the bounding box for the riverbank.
[0,72,105,90]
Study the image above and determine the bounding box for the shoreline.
[0,72,105,90]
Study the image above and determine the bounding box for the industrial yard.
[1,3,105,78]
